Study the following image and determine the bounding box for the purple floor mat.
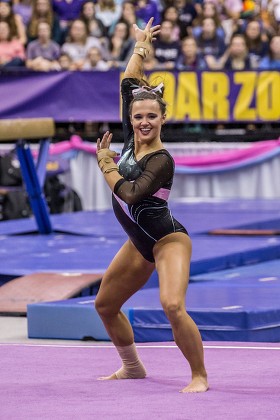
[0,342,279,420]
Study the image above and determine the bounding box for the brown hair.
[129,88,167,116]
[0,2,18,39]
[28,0,54,39]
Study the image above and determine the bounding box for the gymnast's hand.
[133,17,161,43]
[97,131,119,164]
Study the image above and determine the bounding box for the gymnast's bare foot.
[180,376,209,393]
[98,373,118,380]
[98,363,147,380]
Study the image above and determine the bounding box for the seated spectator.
[259,35,280,69]
[26,21,60,70]
[194,17,226,59]
[192,2,225,40]
[95,0,121,34]
[27,0,62,45]
[176,36,207,70]
[135,0,161,26]
[109,0,145,35]
[52,0,87,29]
[80,0,107,39]
[206,33,252,70]
[82,45,110,70]
[204,0,243,21]
[13,0,32,27]
[243,19,269,68]
[153,19,181,69]
[58,51,74,70]
[174,0,197,39]
[0,20,25,68]
[0,0,26,44]
[108,20,133,66]
[203,0,243,44]
[61,18,108,70]
[161,5,181,41]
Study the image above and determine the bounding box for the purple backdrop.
[1,70,279,122]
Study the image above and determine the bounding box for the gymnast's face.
[130,99,166,144]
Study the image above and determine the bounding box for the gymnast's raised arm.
[121,18,161,148]
[96,18,161,193]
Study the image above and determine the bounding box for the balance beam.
[0,118,55,141]
[0,118,55,233]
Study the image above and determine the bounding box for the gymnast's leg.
[153,233,209,393]
[95,239,155,380]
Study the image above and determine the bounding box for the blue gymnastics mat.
[27,276,280,342]
[0,199,279,236]
[0,233,280,280]
[191,259,280,282]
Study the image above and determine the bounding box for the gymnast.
[95,17,208,393]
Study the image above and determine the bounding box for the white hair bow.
[132,82,164,97]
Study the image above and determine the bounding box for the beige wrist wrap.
[97,148,119,174]
[134,32,152,59]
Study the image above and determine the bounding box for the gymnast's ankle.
[115,343,146,379]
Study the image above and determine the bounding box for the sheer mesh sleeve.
[114,152,174,205]
[121,78,140,149]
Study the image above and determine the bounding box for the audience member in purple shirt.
[52,0,87,27]
[26,21,60,70]
[135,0,161,26]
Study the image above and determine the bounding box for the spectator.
[203,0,243,44]
[135,0,161,26]
[176,36,207,70]
[82,45,110,70]
[0,20,25,67]
[243,19,269,68]
[194,17,226,59]
[153,19,181,69]
[192,2,225,40]
[173,0,197,39]
[259,35,280,69]
[80,0,106,39]
[13,0,32,27]
[27,0,62,44]
[109,0,145,35]
[26,21,60,70]
[52,0,87,29]
[204,0,243,21]
[61,18,107,69]
[161,5,181,41]
[95,0,121,33]
[0,0,26,44]
[108,20,133,66]
[58,51,74,70]
[223,33,252,70]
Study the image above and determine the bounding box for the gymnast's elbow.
[117,192,140,205]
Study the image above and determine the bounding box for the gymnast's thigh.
[96,239,155,311]
[153,232,192,303]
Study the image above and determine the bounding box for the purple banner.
[0,70,279,122]
[0,70,121,122]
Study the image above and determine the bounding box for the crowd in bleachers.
[0,0,280,72]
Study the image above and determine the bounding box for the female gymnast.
[95,17,208,393]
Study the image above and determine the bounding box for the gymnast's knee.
[161,298,185,322]
[94,295,119,319]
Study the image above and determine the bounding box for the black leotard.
[112,78,188,262]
